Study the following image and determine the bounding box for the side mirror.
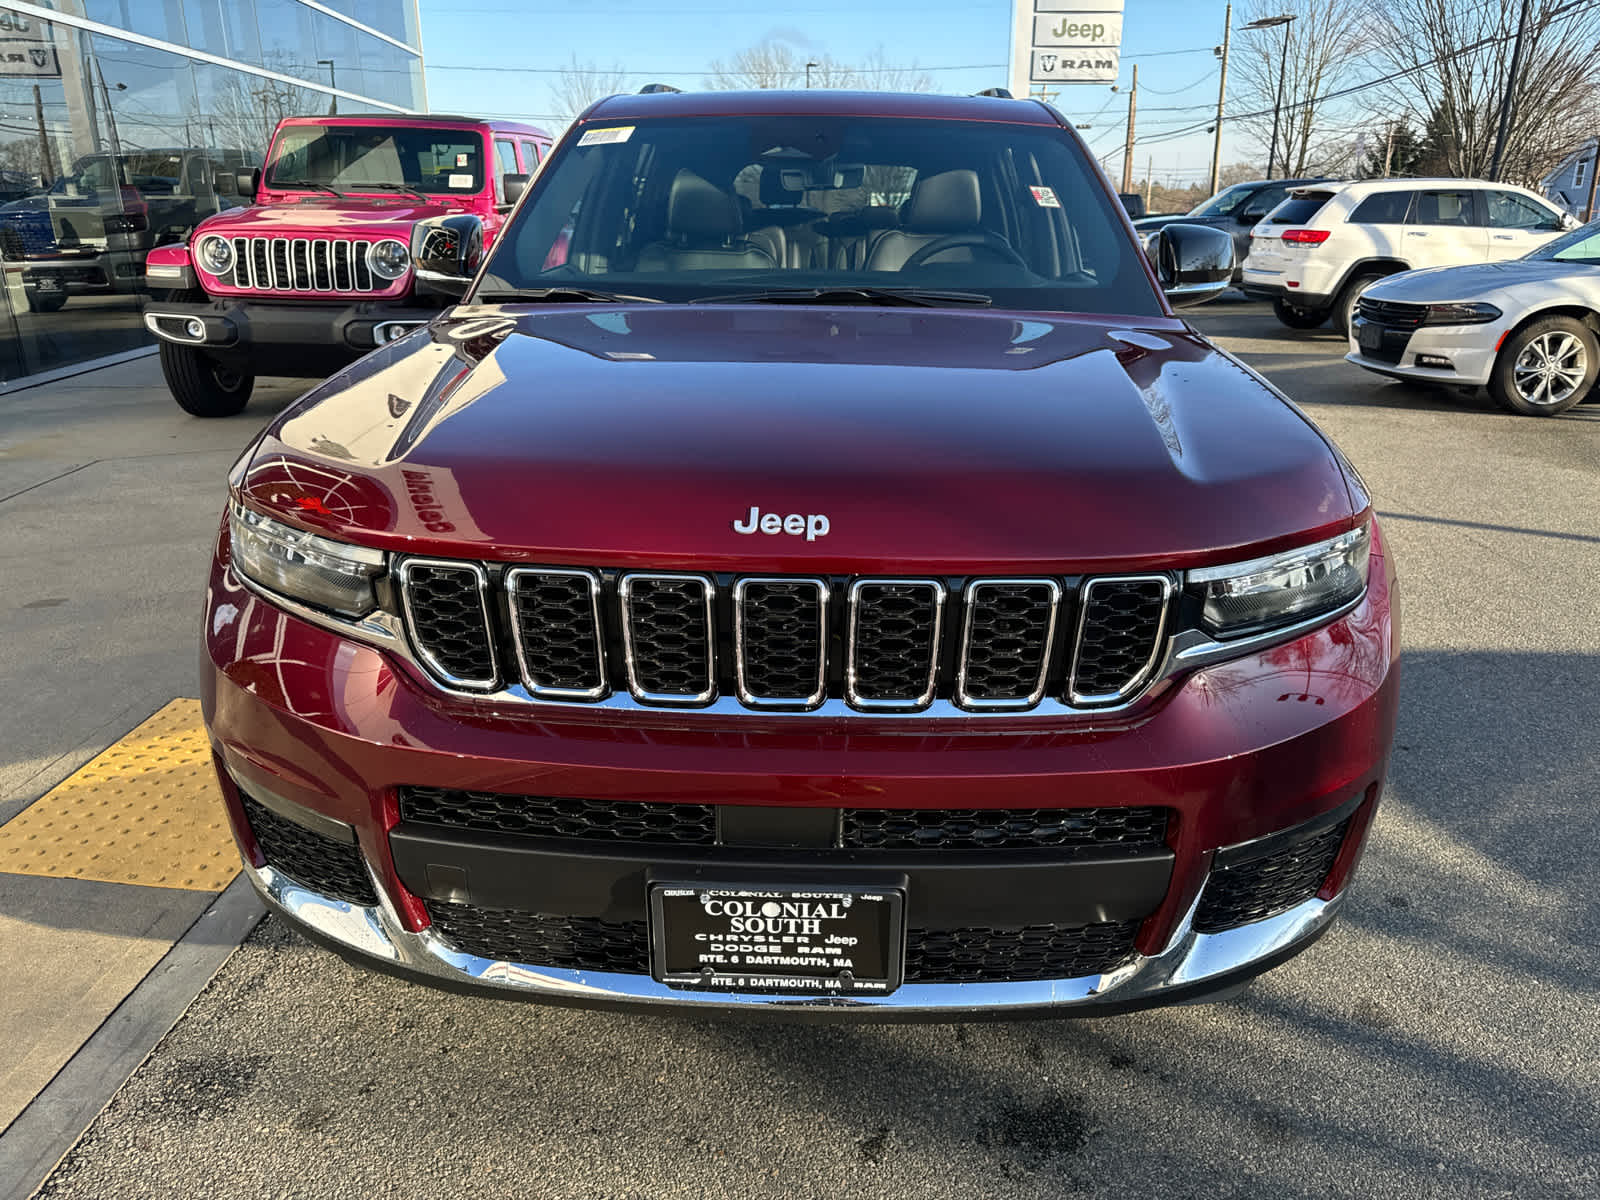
[1561,212,1581,231]
[501,172,530,207]
[411,213,484,297]
[1152,223,1235,308]
[225,168,259,201]
[1118,192,1147,220]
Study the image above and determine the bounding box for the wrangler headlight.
[366,238,410,280]
[195,234,235,276]
[229,501,384,617]
[1188,523,1370,638]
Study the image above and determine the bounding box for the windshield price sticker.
[578,125,634,147]
[651,884,904,995]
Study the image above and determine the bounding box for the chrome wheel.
[1513,331,1587,407]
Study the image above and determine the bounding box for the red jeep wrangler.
[143,113,550,416]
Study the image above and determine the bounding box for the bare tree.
[1230,0,1373,176]
[550,56,631,125]
[1364,0,1600,184]
[706,40,932,91]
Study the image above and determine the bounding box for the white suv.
[1241,179,1576,334]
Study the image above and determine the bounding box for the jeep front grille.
[395,562,1175,714]
[227,236,381,293]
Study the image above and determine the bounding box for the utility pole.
[1145,154,1153,208]
[1209,3,1232,197]
[1120,63,1138,194]
[1489,0,1533,181]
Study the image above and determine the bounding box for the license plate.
[1358,322,1383,353]
[650,883,904,996]
[33,278,62,292]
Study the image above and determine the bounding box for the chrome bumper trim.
[243,861,1344,1014]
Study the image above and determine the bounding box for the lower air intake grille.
[841,806,1170,854]
[400,562,497,688]
[1193,817,1351,933]
[400,787,717,845]
[428,903,649,972]
[425,903,1141,984]
[240,794,376,907]
[904,920,1140,983]
[1071,577,1170,702]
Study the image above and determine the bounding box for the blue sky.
[416,0,1244,188]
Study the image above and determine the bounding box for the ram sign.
[1009,0,1124,92]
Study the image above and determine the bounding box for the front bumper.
[1345,316,1499,386]
[203,527,1398,1016]
[143,296,438,368]
[22,248,145,294]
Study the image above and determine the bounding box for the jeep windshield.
[478,114,1162,315]
[265,125,484,196]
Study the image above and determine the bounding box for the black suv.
[1135,178,1335,281]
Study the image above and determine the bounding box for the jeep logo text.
[732,506,830,542]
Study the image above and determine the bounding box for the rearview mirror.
[1152,223,1234,308]
[411,213,483,298]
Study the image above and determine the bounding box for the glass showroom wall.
[0,1,423,384]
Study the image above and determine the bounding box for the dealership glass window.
[316,0,420,48]
[0,2,424,386]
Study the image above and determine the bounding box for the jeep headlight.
[229,501,384,617]
[1188,523,1370,637]
[195,234,234,276]
[366,238,410,280]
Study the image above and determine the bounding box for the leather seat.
[865,169,985,271]
[636,170,776,272]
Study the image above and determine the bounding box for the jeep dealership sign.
[1009,0,1124,93]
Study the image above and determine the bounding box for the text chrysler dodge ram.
[202,88,1399,1016]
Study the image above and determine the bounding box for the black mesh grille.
[1072,578,1169,701]
[850,582,940,703]
[1356,297,1427,331]
[428,903,649,972]
[624,577,713,698]
[1193,818,1351,933]
[961,582,1057,703]
[426,903,1140,984]
[904,920,1140,982]
[842,806,1170,853]
[400,787,716,844]
[403,563,495,685]
[738,580,826,702]
[510,571,604,695]
[240,794,376,907]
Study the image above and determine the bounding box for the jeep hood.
[240,305,1358,573]
[197,194,463,238]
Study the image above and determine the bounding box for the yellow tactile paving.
[0,699,238,891]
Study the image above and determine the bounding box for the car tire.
[160,341,254,418]
[1489,316,1597,416]
[1272,297,1327,329]
[1333,272,1385,338]
[25,289,66,313]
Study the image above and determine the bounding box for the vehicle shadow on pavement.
[28,649,1600,1200]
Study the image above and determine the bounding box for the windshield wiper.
[476,287,664,304]
[272,179,346,198]
[359,182,431,202]
[691,286,992,308]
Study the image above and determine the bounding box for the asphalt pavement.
[12,304,1600,1198]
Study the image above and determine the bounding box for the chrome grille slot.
[225,236,381,292]
[398,560,498,690]
[734,577,828,709]
[506,569,607,699]
[847,580,945,710]
[957,579,1061,709]
[1070,576,1172,705]
[620,574,716,704]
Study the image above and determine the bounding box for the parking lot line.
[0,700,236,892]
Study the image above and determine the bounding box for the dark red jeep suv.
[203,89,1398,1016]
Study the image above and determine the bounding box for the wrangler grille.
[227,236,382,293]
[395,563,1176,714]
